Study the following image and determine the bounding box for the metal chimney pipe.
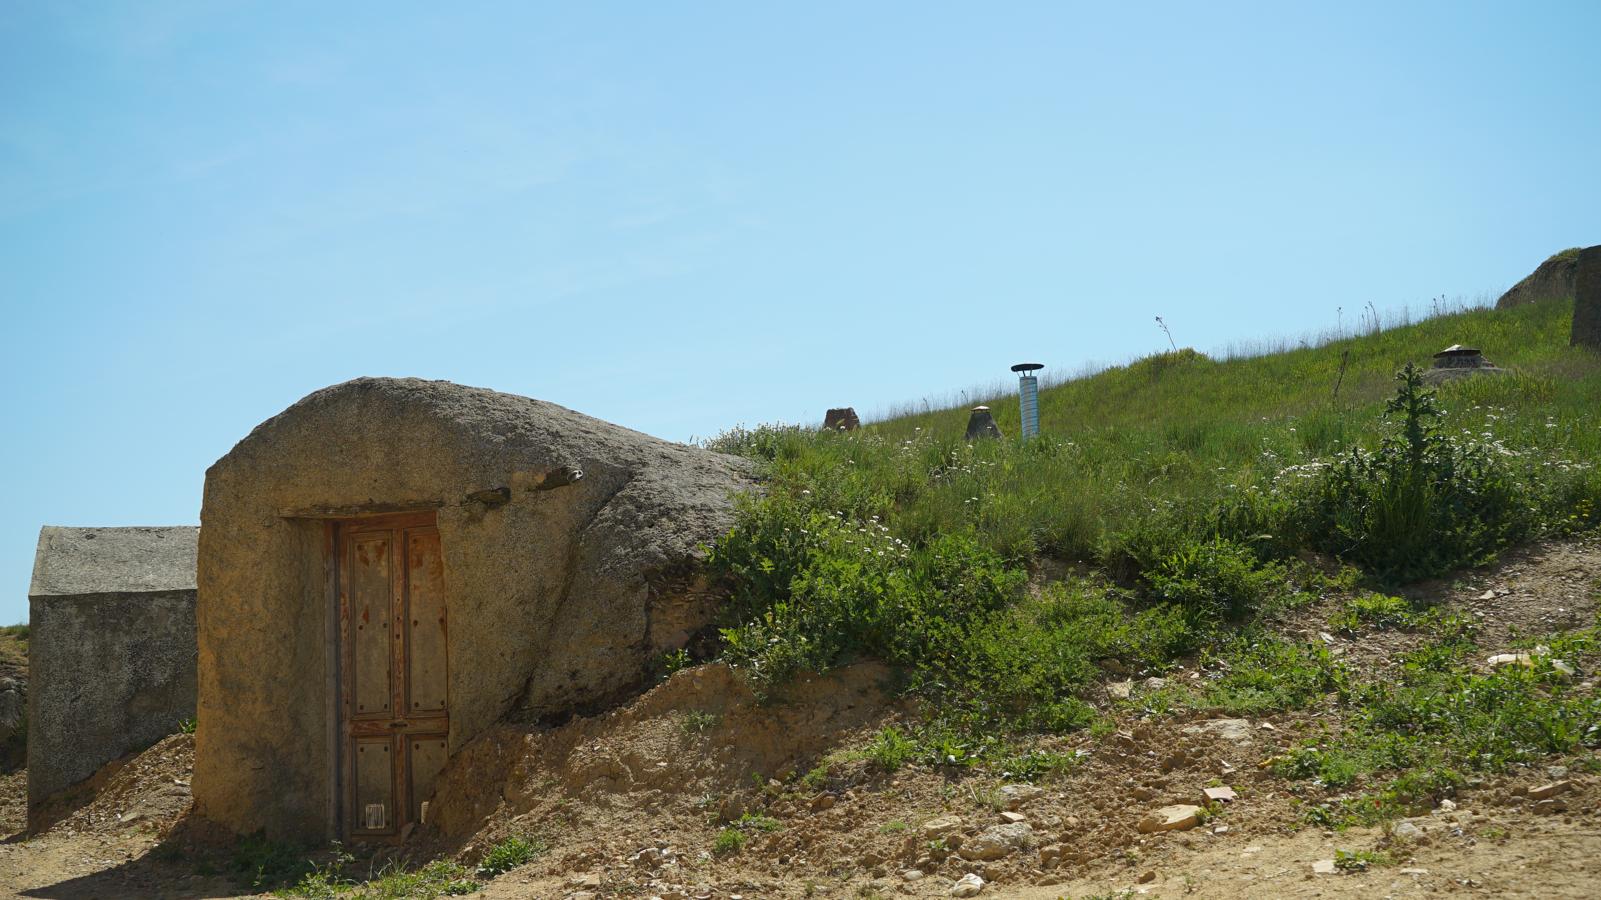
[1011,363,1043,439]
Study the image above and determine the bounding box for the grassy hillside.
[700,297,1601,774]
[715,298,1599,568]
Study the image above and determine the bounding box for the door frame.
[325,510,447,841]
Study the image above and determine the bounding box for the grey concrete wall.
[1573,245,1601,349]
[27,526,198,830]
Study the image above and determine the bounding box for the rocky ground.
[2,536,1599,899]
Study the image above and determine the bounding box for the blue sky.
[3,1,1599,624]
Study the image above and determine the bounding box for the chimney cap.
[1010,362,1044,373]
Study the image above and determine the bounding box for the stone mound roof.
[29,526,198,597]
[210,377,754,577]
[1496,250,1579,309]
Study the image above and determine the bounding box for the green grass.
[0,623,27,664]
[279,857,479,899]
[701,298,1601,773]
[1280,623,1601,827]
[475,835,542,878]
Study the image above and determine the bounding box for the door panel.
[337,512,448,839]
[349,535,393,718]
[405,528,448,715]
[353,738,396,833]
[408,737,449,823]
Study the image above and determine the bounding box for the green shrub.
[1142,537,1285,624]
[712,827,746,855]
[864,727,918,772]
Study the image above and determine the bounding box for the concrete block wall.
[27,526,198,830]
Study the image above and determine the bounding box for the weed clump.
[1292,364,1536,582]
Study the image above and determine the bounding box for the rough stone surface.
[949,873,985,897]
[921,815,963,838]
[27,526,198,829]
[1137,805,1202,833]
[957,822,1034,860]
[821,407,860,431]
[1182,718,1253,745]
[0,668,24,770]
[964,406,1003,441]
[193,378,756,841]
[1528,780,1573,801]
[998,784,1044,810]
[1495,250,1579,309]
[1574,245,1601,349]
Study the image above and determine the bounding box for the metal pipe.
[1011,363,1043,439]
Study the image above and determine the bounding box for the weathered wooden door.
[336,512,449,839]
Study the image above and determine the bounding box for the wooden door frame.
[325,510,444,842]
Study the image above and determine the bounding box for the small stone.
[922,816,964,838]
[1212,825,1229,835]
[999,811,1027,825]
[1137,805,1202,834]
[1534,798,1568,814]
[1319,631,1337,644]
[902,870,925,882]
[1137,870,1156,884]
[1478,590,1497,601]
[811,793,836,811]
[1401,868,1430,876]
[1107,680,1133,701]
[1143,676,1168,690]
[1392,821,1424,841]
[950,873,985,897]
[1529,780,1573,801]
[1312,859,1337,875]
[1437,799,1457,812]
[998,784,1045,810]
[1130,786,1156,801]
[1203,786,1237,804]
[957,823,1035,861]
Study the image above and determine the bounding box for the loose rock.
[1137,805,1203,834]
[1528,780,1573,801]
[950,873,986,897]
[957,823,1035,861]
[998,784,1045,810]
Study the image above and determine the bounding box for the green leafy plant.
[712,827,746,855]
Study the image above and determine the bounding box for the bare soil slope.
[2,537,1599,899]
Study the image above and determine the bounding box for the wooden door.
[336,512,449,839]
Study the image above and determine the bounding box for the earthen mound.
[1496,249,1580,309]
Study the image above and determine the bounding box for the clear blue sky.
[3,1,1598,624]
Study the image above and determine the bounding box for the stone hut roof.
[29,526,198,598]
